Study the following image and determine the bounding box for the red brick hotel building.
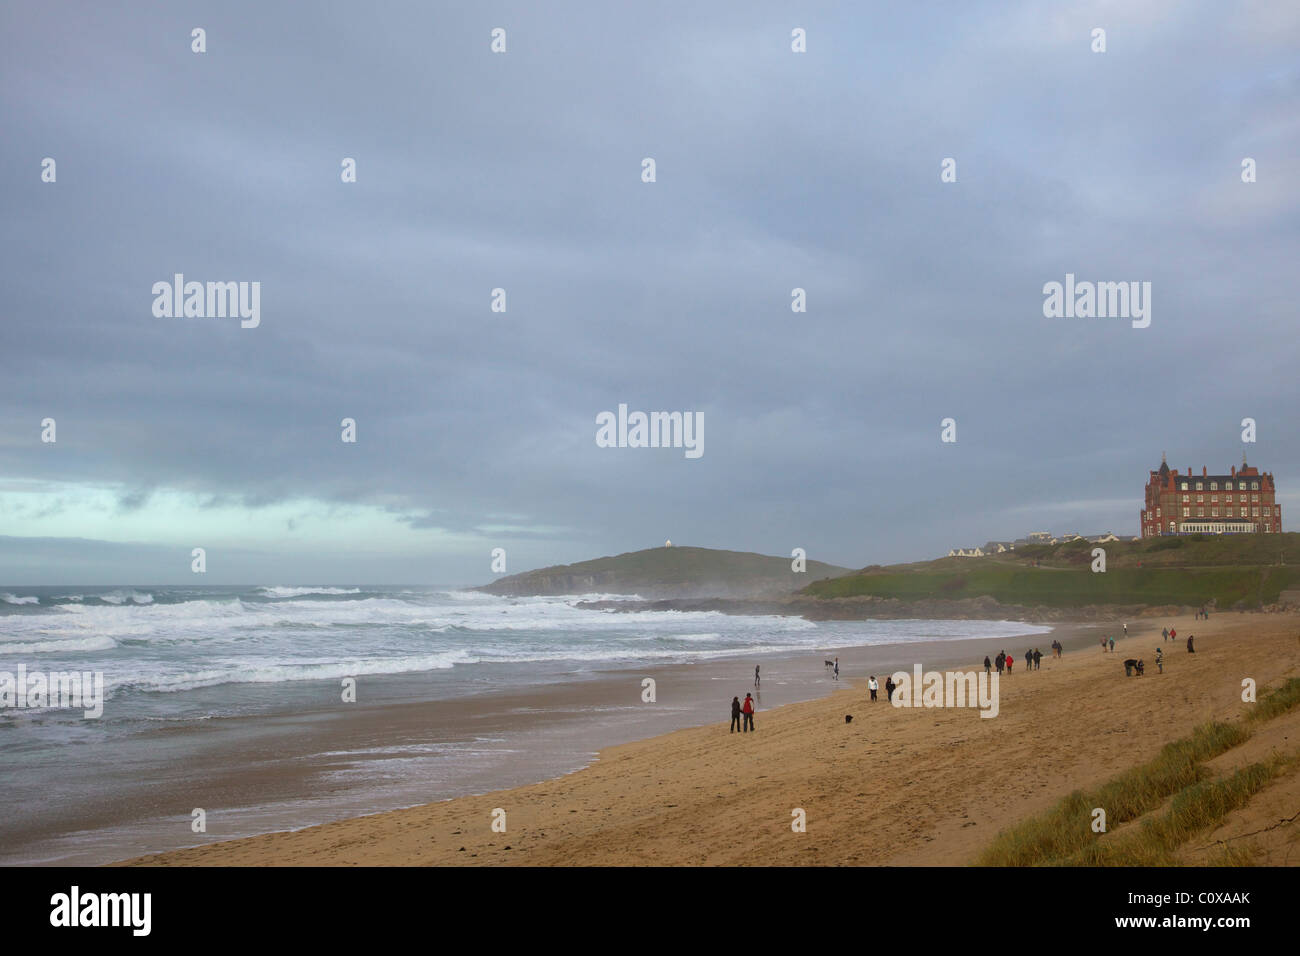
[1141,455,1281,537]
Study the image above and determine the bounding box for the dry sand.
[117,611,1300,866]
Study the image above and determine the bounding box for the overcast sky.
[2,1,1298,585]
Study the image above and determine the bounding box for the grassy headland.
[479,545,851,598]
[802,534,1300,610]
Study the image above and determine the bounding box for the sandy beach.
[115,611,1300,866]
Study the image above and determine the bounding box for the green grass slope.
[803,533,1300,609]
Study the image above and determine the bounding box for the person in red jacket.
[1005,653,1014,673]
[742,692,755,732]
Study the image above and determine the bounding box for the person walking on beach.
[1101,637,1108,653]
[754,665,760,688]
[1162,627,1169,642]
[869,675,878,701]
[1006,653,1014,673]
[730,696,742,733]
[995,652,1005,676]
[1123,623,1128,637]
[742,693,755,731]
[885,676,896,702]
[1033,648,1042,670]
[983,655,991,676]
[833,657,840,681]
[1170,627,1177,644]
[1155,647,1163,673]
[1186,635,1195,654]
[1108,636,1115,653]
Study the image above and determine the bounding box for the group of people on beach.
[867,674,896,701]
[983,648,1043,675]
[1118,622,1199,678]
[732,617,1209,732]
[729,693,756,732]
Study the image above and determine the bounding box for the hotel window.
[1182,495,1189,503]
[1252,494,1259,502]
[1211,495,1218,503]
[1180,482,1188,490]
[1197,494,1204,503]
[1183,508,1189,517]
[1252,482,1259,490]
[1212,508,1220,517]
[1252,508,1259,517]
[1241,507,1249,517]
[1196,508,1204,517]
[1196,482,1203,490]
[1211,482,1218,490]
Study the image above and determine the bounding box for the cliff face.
[477,546,852,598]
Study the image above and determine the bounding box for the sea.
[0,585,1051,864]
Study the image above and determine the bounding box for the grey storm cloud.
[1,0,1298,584]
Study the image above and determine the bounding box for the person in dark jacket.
[1033,648,1042,670]
[1187,635,1195,653]
[730,696,742,733]
[983,656,992,676]
[885,677,896,702]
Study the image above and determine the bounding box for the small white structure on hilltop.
[665,539,672,548]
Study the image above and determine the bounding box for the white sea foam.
[100,590,153,605]
[1,594,39,605]
[0,635,118,654]
[109,649,475,695]
[258,586,363,598]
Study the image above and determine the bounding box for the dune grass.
[976,676,1300,866]
[975,722,1248,865]
[1247,676,1300,723]
[1060,756,1294,866]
